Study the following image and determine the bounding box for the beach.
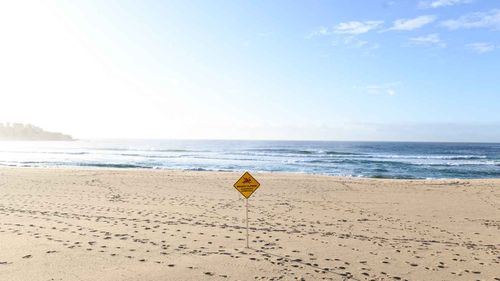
[0,167,498,281]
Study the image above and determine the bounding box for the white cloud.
[343,36,368,48]
[441,9,500,30]
[419,0,474,9]
[307,26,330,38]
[466,42,497,54]
[333,21,384,34]
[389,15,437,31]
[365,82,401,96]
[330,36,380,53]
[409,33,446,47]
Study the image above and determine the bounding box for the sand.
[0,168,498,281]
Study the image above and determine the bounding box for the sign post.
[233,171,261,248]
[245,198,249,248]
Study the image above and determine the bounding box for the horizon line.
[53,137,500,144]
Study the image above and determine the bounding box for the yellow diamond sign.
[233,171,261,199]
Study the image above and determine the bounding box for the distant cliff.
[0,123,73,141]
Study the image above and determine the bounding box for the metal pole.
[245,198,249,248]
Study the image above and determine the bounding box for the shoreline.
[1,165,499,181]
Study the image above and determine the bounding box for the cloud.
[418,0,474,9]
[333,21,384,34]
[308,21,384,38]
[330,36,380,53]
[441,9,500,30]
[466,42,498,53]
[364,82,401,96]
[389,15,437,31]
[408,33,446,47]
[306,26,330,38]
[309,22,381,53]
[342,36,368,48]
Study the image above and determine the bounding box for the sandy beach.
[0,167,498,281]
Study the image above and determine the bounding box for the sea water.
[0,140,499,179]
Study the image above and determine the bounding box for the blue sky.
[0,0,499,141]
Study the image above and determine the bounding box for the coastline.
[0,167,498,280]
[1,165,499,180]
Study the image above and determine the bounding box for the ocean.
[0,140,499,179]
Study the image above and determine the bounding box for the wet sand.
[0,168,499,280]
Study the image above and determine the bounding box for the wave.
[416,161,498,166]
[0,161,152,169]
[74,163,150,169]
[368,174,418,179]
[324,151,362,155]
[0,150,89,155]
[117,153,177,159]
[295,158,498,169]
[296,158,411,165]
[244,148,364,156]
[365,154,488,160]
[89,147,194,153]
[245,148,315,154]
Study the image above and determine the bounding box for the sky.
[0,0,499,141]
